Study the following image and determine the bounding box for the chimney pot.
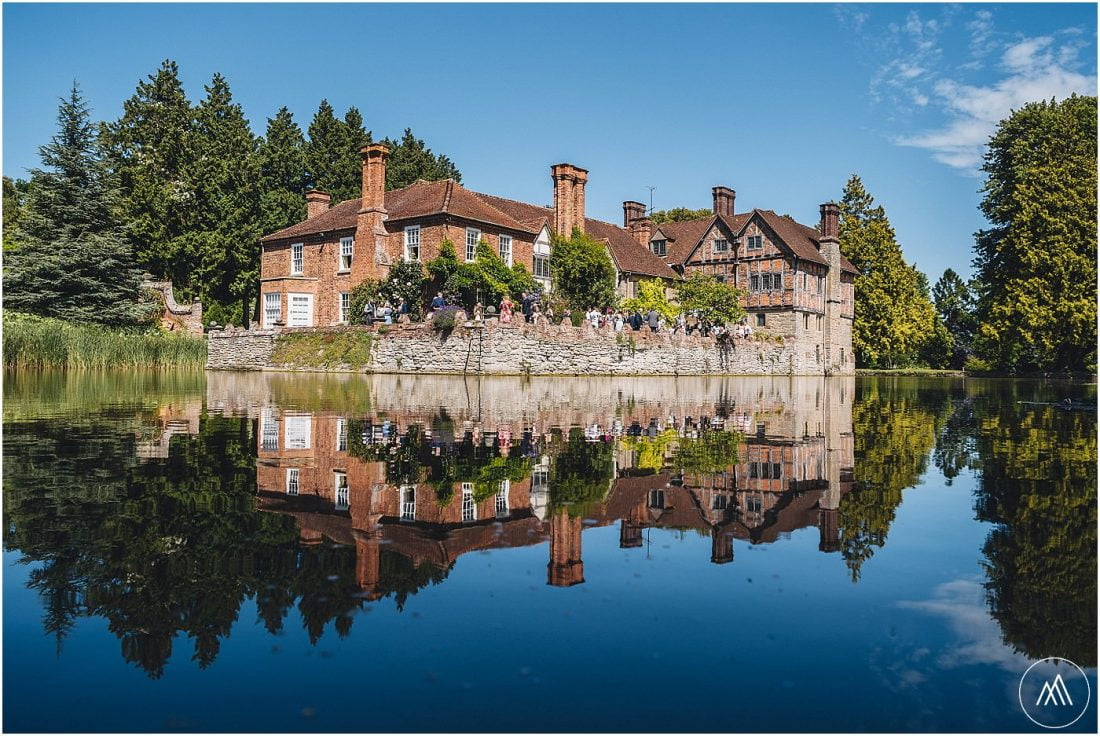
[305,189,330,219]
[623,200,646,228]
[551,163,587,237]
[712,186,736,218]
[819,202,840,241]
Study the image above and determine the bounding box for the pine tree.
[3,176,29,249]
[304,100,371,204]
[383,128,462,190]
[182,73,262,325]
[4,84,146,325]
[839,175,937,367]
[101,60,197,287]
[258,107,308,235]
[972,95,1097,372]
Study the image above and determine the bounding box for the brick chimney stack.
[712,186,736,217]
[355,143,391,281]
[623,200,646,227]
[551,163,588,237]
[819,202,840,242]
[629,216,652,247]
[305,190,330,219]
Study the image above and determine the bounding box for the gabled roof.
[586,218,679,280]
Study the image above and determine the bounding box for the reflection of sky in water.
[2,375,1096,732]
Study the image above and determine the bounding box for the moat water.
[2,371,1096,733]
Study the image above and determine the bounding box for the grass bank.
[856,368,966,377]
[269,329,373,369]
[3,312,207,369]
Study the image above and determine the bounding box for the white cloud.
[847,7,1097,175]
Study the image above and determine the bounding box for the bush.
[963,355,993,373]
[569,310,585,327]
[431,305,464,331]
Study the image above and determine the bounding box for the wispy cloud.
[843,7,1097,175]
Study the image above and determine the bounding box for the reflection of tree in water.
[962,392,1096,665]
[839,379,950,581]
[547,428,615,515]
[3,414,450,679]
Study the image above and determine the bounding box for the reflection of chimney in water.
[619,519,644,548]
[354,528,385,601]
[817,508,840,553]
[547,512,585,587]
[711,526,735,564]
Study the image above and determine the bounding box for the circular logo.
[1018,657,1092,729]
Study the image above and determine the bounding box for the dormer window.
[650,239,667,257]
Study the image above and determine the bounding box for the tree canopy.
[649,207,711,224]
[675,272,746,326]
[549,228,618,311]
[383,128,462,190]
[971,95,1097,373]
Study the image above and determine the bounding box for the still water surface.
[2,371,1096,732]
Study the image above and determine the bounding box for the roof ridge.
[475,190,553,213]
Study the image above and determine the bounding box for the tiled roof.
[586,218,679,280]
[260,180,536,243]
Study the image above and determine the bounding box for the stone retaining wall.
[206,320,849,376]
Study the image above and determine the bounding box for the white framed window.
[284,414,311,449]
[404,225,420,262]
[286,468,299,496]
[714,238,728,252]
[291,243,304,274]
[750,274,760,292]
[261,409,279,451]
[650,239,667,256]
[495,480,510,518]
[461,482,476,522]
[338,292,350,324]
[498,234,512,266]
[336,417,348,452]
[648,490,665,509]
[400,485,416,521]
[747,235,763,251]
[263,293,282,328]
[533,254,550,279]
[465,228,480,262]
[334,471,349,511]
[338,237,354,271]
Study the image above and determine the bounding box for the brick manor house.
[259,144,857,372]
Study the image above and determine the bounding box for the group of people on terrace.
[421,290,758,339]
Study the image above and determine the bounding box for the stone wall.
[143,280,204,336]
[207,319,854,376]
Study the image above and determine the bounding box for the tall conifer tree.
[5,84,146,325]
[839,175,937,368]
[383,128,462,190]
[258,107,308,235]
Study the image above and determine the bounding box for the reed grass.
[3,312,207,370]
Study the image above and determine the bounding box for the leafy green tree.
[972,95,1097,373]
[425,240,535,310]
[932,268,976,368]
[622,278,678,320]
[649,207,711,224]
[180,74,262,325]
[102,60,197,288]
[3,176,29,249]
[675,272,746,325]
[4,84,147,325]
[839,175,937,367]
[382,128,462,190]
[258,107,308,236]
[549,228,617,311]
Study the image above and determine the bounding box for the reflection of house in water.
[247,376,854,597]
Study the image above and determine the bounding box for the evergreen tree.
[304,100,371,204]
[839,175,937,367]
[932,268,977,368]
[4,84,146,325]
[972,95,1097,373]
[181,73,262,325]
[102,60,197,287]
[258,107,308,235]
[382,128,462,191]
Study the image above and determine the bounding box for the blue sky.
[3,3,1096,280]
